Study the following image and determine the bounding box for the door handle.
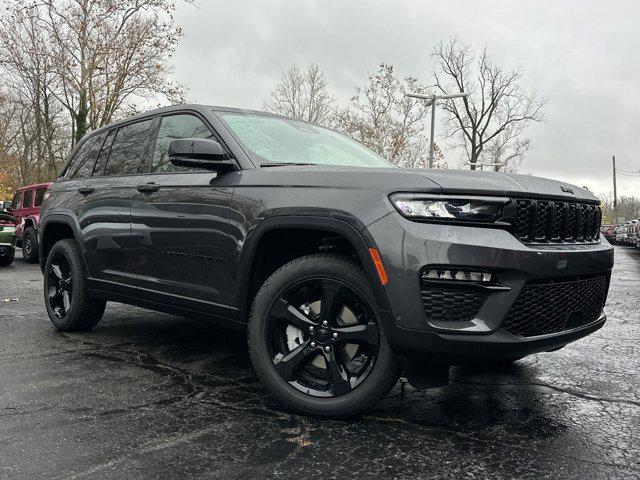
[136,182,160,193]
[77,186,94,195]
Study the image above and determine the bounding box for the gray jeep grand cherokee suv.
[39,104,613,417]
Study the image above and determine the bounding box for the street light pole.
[612,155,618,224]
[406,91,469,168]
[429,97,436,167]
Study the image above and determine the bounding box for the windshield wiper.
[260,162,316,167]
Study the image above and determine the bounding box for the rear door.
[22,188,34,216]
[79,119,154,294]
[130,112,237,317]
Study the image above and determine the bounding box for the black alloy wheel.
[46,250,73,319]
[248,254,400,418]
[22,227,39,263]
[267,278,380,397]
[24,236,33,255]
[43,239,106,331]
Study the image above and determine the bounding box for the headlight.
[390,193,509,223]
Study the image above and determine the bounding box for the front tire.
[43,239,106,331]
[22,227,39,263]
[248,254,399,418]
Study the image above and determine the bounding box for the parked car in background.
[10,182,52,263]
[623,220,638,246]
[613,224,628,244]
[629,219,640,248]
[601,224,616,243]
[0,212,17,267]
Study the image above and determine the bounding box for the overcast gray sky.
[171,0,639,197]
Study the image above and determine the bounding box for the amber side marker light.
[369,248,388,285]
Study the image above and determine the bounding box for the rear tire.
[22,227,39,263]
[43,239,106,331]
[248,254,400,418]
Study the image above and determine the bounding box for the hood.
[245,165,599,203]
[410,169,599,203]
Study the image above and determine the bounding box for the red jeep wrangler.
[10,182,52,263]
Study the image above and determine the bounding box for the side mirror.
[169,138,236,171]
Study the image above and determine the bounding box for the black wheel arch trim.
[38,213,86,274]
[235,215,391,322]
[22,216,38,229]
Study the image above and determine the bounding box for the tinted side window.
[34,187,47,207]
[65,137,96,179]
[67,134,105,179]
[12,192,21,210]
[92,129,116,177]
[104,120,153,176]
[151,114,215,173]
[23,189,33,208]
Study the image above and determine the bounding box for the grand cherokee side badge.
[561,186,575,194]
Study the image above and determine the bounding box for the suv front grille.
[501,274,609,337]
[514,199,601,244]
[421,287,488,323]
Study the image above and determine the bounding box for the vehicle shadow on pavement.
[66,306,565,431]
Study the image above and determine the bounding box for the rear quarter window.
[65,133,106,179]
[33,187,47,207]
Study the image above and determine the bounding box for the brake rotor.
[285,300,359,368]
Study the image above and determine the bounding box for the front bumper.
[366,213,614,363]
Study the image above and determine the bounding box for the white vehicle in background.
[614,220,640,246]
[626,220,639,246]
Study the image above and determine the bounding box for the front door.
[130,112,237,317]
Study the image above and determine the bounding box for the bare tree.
[0,0,187,145]
[432,39,546,171]
[264,64,334,125]
[335,63,445,168]
[484,132,530,173]
[0,0,188,188]
[0,93,22,198]
[0,6,68,182]
[600,194,640,224]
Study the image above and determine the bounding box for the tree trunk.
[75,108,88,144]
[469,149,479,170]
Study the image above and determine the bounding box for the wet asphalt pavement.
[0,247,639,480]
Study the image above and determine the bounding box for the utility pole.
[429,97,436,167]
[612,155,618,224]
[406,91,468,168]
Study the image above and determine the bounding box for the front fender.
[233,215,391,322]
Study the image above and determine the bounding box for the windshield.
[219,112,392,168]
